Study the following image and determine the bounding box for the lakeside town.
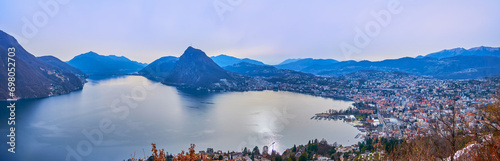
[305,70,499,139]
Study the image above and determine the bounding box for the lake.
[0,76,361,161]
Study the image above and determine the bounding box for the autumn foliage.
[173,144,198,161]
[130,143,199,161]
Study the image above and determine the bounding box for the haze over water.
[0,76,360,161]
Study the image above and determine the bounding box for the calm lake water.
[0,76,361,161]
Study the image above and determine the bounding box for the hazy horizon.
[1,0,499,64]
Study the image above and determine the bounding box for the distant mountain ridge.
[225,62,289,77]
[278,58,305,65]
[425,46,500,59]
[210,54,265,67]
[315,56,500,79]
[0,30,84,100]
[275,58,339,71]
[67,51,147,75]
[224,62,315,80]
[263,46,500,79]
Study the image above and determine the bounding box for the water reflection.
[87,75,128,85]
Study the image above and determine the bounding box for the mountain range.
[277,56,500,79]
[67,51,147,75]
[1,28,500,100]
[66,45,500,80]
[269,47,500,80]
[134,46,500,87]
[0,30,84,100]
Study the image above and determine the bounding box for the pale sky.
[1,0,499,64]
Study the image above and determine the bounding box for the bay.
[0,75,361,161]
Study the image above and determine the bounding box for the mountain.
[67,52,147,75]
[275,58,339,71]
[225,61,314,78]
[241,58,265,66]
[224,62,316,85]
[163,46,235,87]
[300,60,357,74]
[210,54,265,67]
[224,62,289,77]
[0,30,83,100]
[426,46,500,59]
[138,56,178,81]
[340,70,411,81]
[317,56,500,79]
[278,58,305,65]
[38,55,87,82]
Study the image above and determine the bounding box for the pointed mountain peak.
[84,51,99,55]
[163,46,234,87]
[182,46,207,58]
[185,46,200,53]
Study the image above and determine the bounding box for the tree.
[150,143,166,161]
[298,154,307,161]
[469,89,500,161]
[174,144,197,161]
[243,147,248,156]
[253,146,260,155]
[426,97,468,160]
[274,155,283,161]
[166,153,174,161]
[307,144,318,153]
